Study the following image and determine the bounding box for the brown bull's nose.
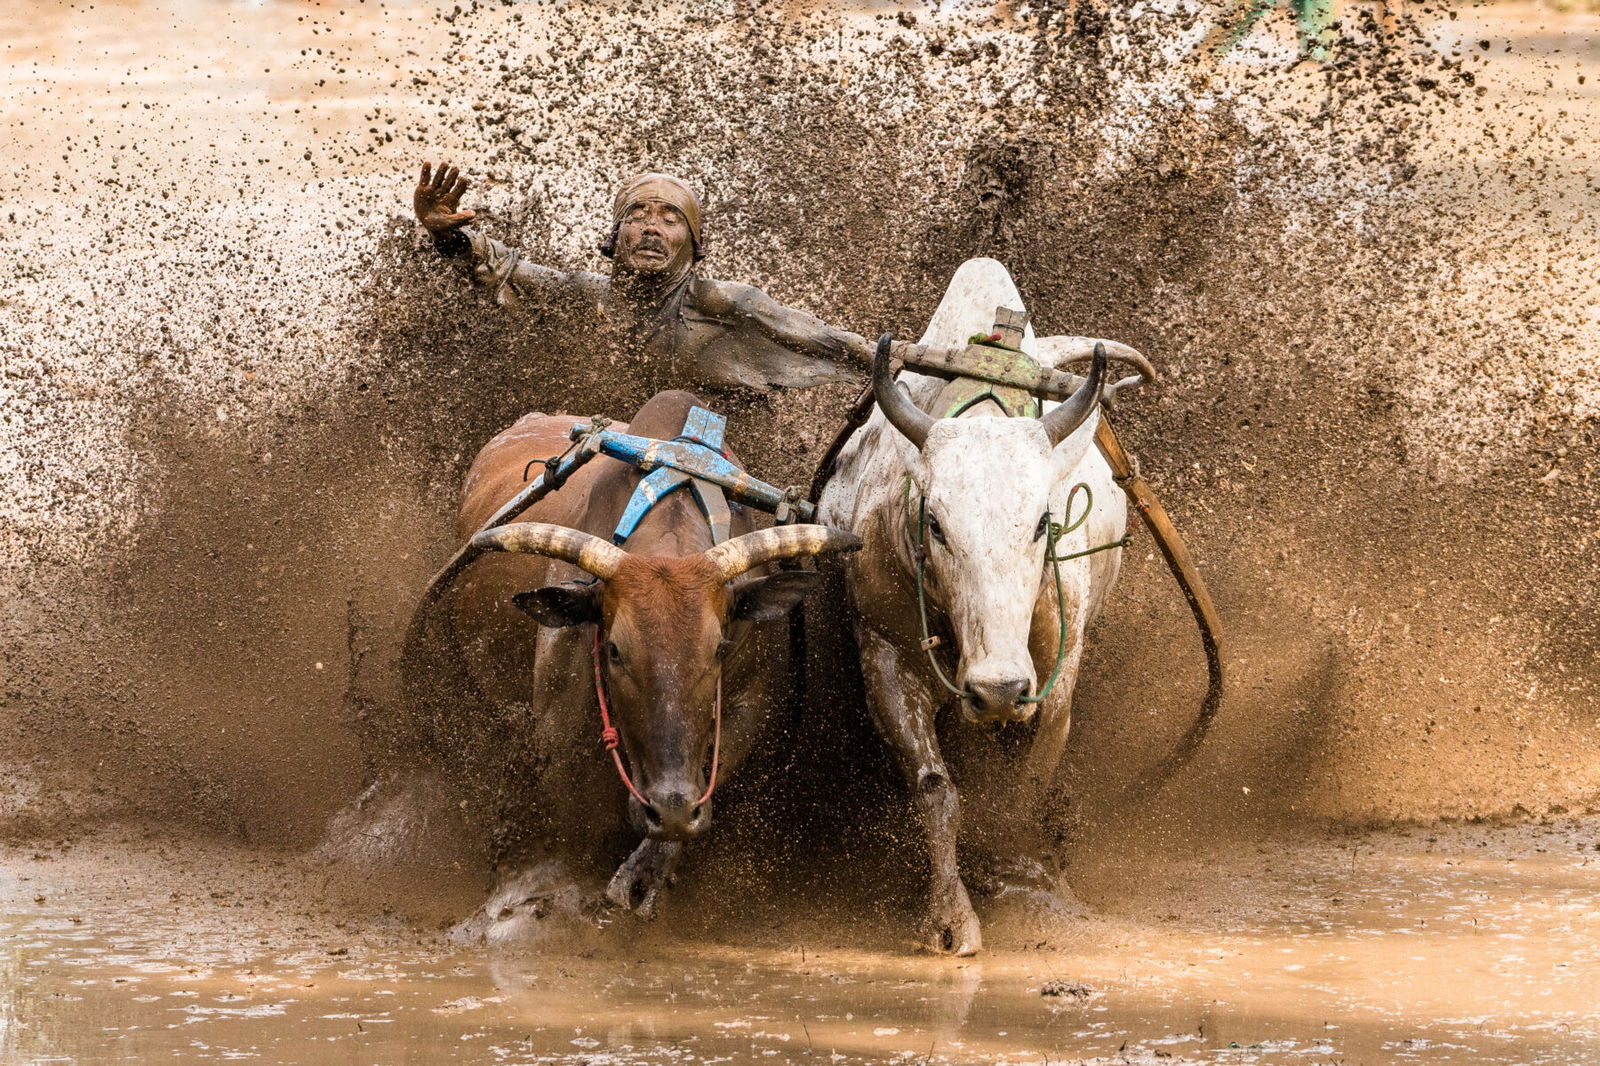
[965,679,1030,721]
[642,792,708,841]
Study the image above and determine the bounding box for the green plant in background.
[1201,0,1339,62]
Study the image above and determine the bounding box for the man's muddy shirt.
[441,227,865,397]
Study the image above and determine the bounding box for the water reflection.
[2,821,1598,1065]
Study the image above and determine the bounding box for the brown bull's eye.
[604,640,623,666]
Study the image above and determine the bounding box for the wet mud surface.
[5,816,1600,1063]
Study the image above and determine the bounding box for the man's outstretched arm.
[699,280,940,377]
[707,281,1151,402]
[413,161,592,310]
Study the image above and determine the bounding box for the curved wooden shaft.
[1094,417,1226,792]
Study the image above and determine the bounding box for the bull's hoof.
[605,839,683,920]
[927,881,983,957]
[452,860,600,948]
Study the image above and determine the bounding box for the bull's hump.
[621,524,715,563]
[627,390,706,440]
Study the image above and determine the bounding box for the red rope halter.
[591,628,722,811]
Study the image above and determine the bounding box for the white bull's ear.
[731,570,823,623]
[511,580,602,628]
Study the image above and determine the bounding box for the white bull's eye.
[927,514,947,546]
[1034,513,1050,542]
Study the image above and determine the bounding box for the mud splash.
[2,0,1598,874]
[4,1,1600,1059]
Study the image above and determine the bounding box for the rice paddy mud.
[3,815,1599,1063]
[3,0,1598,1062]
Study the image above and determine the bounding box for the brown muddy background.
[2,0,1597,861]
[3,1,1600,1063]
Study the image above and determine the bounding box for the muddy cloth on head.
[607,172,704,255]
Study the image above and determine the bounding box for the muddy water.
[0,813,1593,1056]
[3,818,1598,1064]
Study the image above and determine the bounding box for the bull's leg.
[605,838,684,921]
[958,632,1085,905]
[859,629,981,956]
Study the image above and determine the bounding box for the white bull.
[818,257,1135,955]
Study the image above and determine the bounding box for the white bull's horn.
[471,523,627,580]
[872,332,936,450]
[1040,341,1108,447]
[703,524,863,582]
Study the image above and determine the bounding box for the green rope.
[909,480,1130,706]
[1047,484,1133,563]
[1020,520,1072,705]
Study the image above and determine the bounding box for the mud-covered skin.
[415,162,888,393]
[856,627,982,955]
[604,838,683,920]
[818,259,1127,955]
[413,163,993,401]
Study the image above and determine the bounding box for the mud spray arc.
[2,0,1599,1063]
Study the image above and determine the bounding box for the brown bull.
[437,390,858,934]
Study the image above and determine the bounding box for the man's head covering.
[600,172,705,260]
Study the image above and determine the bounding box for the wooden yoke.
[896,306,1087,403]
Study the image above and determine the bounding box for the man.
[413,162,882,394]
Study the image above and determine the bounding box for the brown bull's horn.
[471,522,627,580]
[703,524,862,582]
[873,332,935,450]
[1040,340,1108,447]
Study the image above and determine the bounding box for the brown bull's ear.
[731,570,823,623]
[512,581,602,628]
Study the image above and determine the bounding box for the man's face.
[613,199,694,276]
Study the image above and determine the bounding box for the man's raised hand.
[414,161,476,234]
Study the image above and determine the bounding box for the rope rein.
[592,628,722,809]
[909,479,1131,705]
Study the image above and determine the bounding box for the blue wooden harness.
[610,405,734,546]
